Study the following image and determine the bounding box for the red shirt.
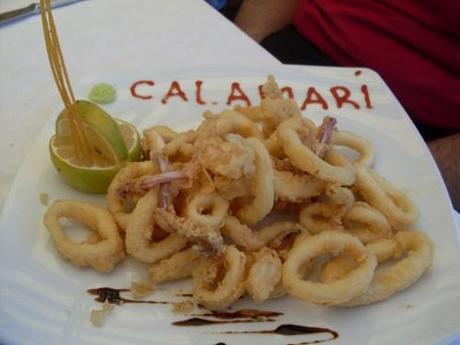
[293,0,460,131]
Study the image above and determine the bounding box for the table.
[0,0,459,232]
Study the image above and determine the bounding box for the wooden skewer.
[39,0,94,164]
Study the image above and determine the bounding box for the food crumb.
[172,300,194,314]
[90,301,114,327]
[130,281,154,299]
[39,193,49,206]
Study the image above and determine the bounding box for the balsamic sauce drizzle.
[87,287,171,305]
[220,324,338,344]
[172,317,275,326]
[87,287,339,344]
[194,309,283,320]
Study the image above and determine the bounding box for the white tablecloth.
[0,0,459,235]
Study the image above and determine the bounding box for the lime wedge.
[49,135,124,193]
[117,118,142,162]
[50,100,142,193]
[56,100,128,163]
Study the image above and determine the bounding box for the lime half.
[51,100,141,193]
[49,135,124,193]
[117,118,142,162]
[56,100,128,163]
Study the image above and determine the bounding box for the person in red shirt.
[233,0,459,209]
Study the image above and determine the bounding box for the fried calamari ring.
[237,138,274,225]
[264,131,284,157]
[320,255,357,284]
[43,200,125,272]
[331,130,375,167]
[216,176,252,201]
[125,189,188,263]
[282,231,377,305]
[324,183,355,209]
[222,216,264,251]
[274,170,325,203]
[299,203,344,234]
[107,161,157,230]
[354,165,418,229]
[152,207,224,257]
[215,110,263,139]
[279,118,355,185]
[334,231,433,307]
[246,247,283,303]
[343,202,392,243]
[193,245,247,310]
[163,130,196,159]
[196,134,256,180]
[186,192,229,228]
[146,125,178,142]
[234,105,266,122]
[256,221,305,247]
[149,248,201,284]
[321,238,399,284]
[143,127,170,160]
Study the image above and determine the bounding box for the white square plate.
[1,65,459,345]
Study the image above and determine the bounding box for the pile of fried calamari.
[43,76,433,311]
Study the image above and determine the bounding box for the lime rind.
[49,135,124,193]
[50,100,141,194]
[56,120,120,166]
[117,118,142,161]
[56,100,128,163]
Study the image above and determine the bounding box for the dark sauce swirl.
[220,324,338,344]
[172,317,275,326]
[87,287,338,344]
[87,287,170,305]
[195,309,283,320]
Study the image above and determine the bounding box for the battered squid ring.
[326,231,433,307]
[143,126,177,159]
[282,231,377,305]
[125,188,188,263]
[145,125,178,142]
[278,119,355,185]
[263,117,313,157]
[264,130,284,157]
[256,221,305,246]
[354,165,418,229]
[149,247,201,284]
[234,105,266,122]
[163,130,196,158]
[299,203,344,234]
[246,247,283,303]
[186,192,229,228]
[215,110,263,139]
[331,130,375,167]
[274,170,325,203]
[321,237,399,284]
[193,245,247,310]
[324,183,355,209]
[343,202,392,244]
[107,161,157,230]
[237,137,274,225]
[222,216,264,251]
[43,200,125,272]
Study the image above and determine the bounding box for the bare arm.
[234,0,299,42]
[428,133,460,211]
